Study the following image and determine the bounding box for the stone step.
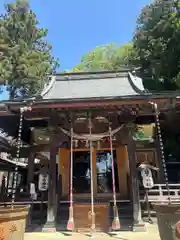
[57,212,133,221]
[58,203,132,208]
[57,202,133,223]
[58,208,133,214]
[56,219,133,232]
[58,203,132,211]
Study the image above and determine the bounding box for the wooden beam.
[8,98,170,111]
[10,101,173,123]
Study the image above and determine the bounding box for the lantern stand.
[145,188,152,223]
[11,106,32,206]
[109,122,120,231]
[138,161,159,224]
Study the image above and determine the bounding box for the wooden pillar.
[27,152,34,189]
[27,130,34,189]
[0,172,6,202]
[43,146,57,232]
[92,150,97,196]
[58,148,70,196]
[116,145,128,199]
[26,152,35,229]
[127,130,146,232]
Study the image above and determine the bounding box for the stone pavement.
[24,223,160,240]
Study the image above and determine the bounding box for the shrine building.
[0,69,178,232]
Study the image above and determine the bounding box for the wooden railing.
[140,184,180,202]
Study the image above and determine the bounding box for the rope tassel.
[109,124,120,231]
[67,206,74,231]
[67,126,75,231]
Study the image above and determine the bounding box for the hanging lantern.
[38,173,48,191]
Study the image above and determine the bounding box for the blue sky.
[0,0,152,100]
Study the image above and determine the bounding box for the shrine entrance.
[59,146,129,201]
[73,151,91,194]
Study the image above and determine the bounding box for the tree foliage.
[132,0,180,90]
[70,0,180,92]
[0,0,59,99]
[68,43,134,72]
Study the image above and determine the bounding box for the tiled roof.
[41,70,146,100]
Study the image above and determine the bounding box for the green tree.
[132,0,180,90]
[0,0,59,99]
[68,43,134,72]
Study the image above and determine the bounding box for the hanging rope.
[11,106,32,206]
[59,125,124,141]
[89,115,96,233]
[109,123,120,231]
[150,102,171,203]
[67,123,75,231]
